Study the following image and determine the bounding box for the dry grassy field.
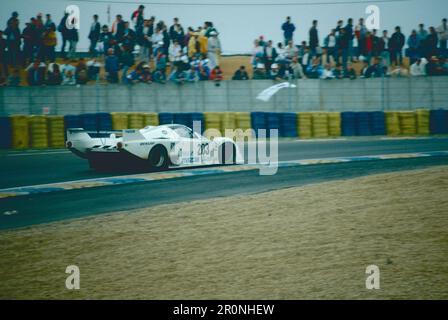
[1,166,447,299]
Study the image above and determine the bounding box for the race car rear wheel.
[148,145,169,170]
[219,142,236,165]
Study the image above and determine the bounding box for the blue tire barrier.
[173,113,190,127]
[279,113,298,137]
[0,116,12,149]
[341,112,356,136]
[64,114,82,129]
[266,112,281,138]
[251,112,267,138]
[80,113,98,131]
[356,112,372,136]
[158,112,174,125]
[371,111,386,135]
[96,112,113,131]
[188,112,205,133]
[430,109,448,134]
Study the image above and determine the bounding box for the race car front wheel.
[148,145,169,170]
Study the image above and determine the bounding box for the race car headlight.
[66,141,72,148]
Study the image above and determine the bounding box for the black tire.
[148,145,169,170]
[219,142,236,165]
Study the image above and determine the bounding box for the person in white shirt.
[410,57,428,76]
[321,63,335,79]
[207,31,221,69]
[169,40,182,63]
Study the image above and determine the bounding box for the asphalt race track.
[1,137,448,230]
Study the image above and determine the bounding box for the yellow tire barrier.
[203,112,222,132]
[47,115,65,148]
[311,112,329,138]
[398,111,417,135]
[416,109,430,135]
[234,112,253,140]
[111,112,129,130]
[128,112,145,129]
[220,112,236,137]
[143,112,159,127]
[29,115,49,148]
[385,111,401,136]
[11,115,29,149]
[327,112,341,137]
[297,112,312,139]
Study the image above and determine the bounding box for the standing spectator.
[251,39,264,67]
[88,15,101,57]
[309,20,319,57]
[152,25,164,56]
[344,18,354,63]
[42,23,57,62]
[111,15,125,43]
[67,24,79,59]
[364,31,373,64]
[22,21,36,66]
[131,5,145,34]
[407,30,420,65]
[204,21,218,38]
[232,66,249,80]
[371,29,381,58]
[324,29,337,63]
[169,39,182,64]
[58,12,70,57]
[105,48,119,83]
[337,27,349,70]
[436,18,447,56]
[26,58,46,85]
[426,27,439,58]
[417,23,428,57]
[44,14,55,29]
[263,40,277,71]
[34,13,45,59]
[169,18,185,45]
[138,19,154,62]
[356,18,367,60]
[380,30,390,67]
[389,26,405,66]
[4,14,21,67]
[281,16,295,45]
[207,31,221,69]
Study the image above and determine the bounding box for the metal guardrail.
[0,77,447,116]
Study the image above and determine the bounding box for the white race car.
[66,124,242,171]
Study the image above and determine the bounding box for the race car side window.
[174,126,194,139]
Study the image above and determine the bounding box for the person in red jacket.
[209,65,223,86]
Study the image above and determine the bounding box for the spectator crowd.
[0,6,224,86]
[0,7,447,87]
[248,16,448,80]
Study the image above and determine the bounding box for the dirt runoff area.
[1,166,448,299]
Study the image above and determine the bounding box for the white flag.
[256,82,297,102]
